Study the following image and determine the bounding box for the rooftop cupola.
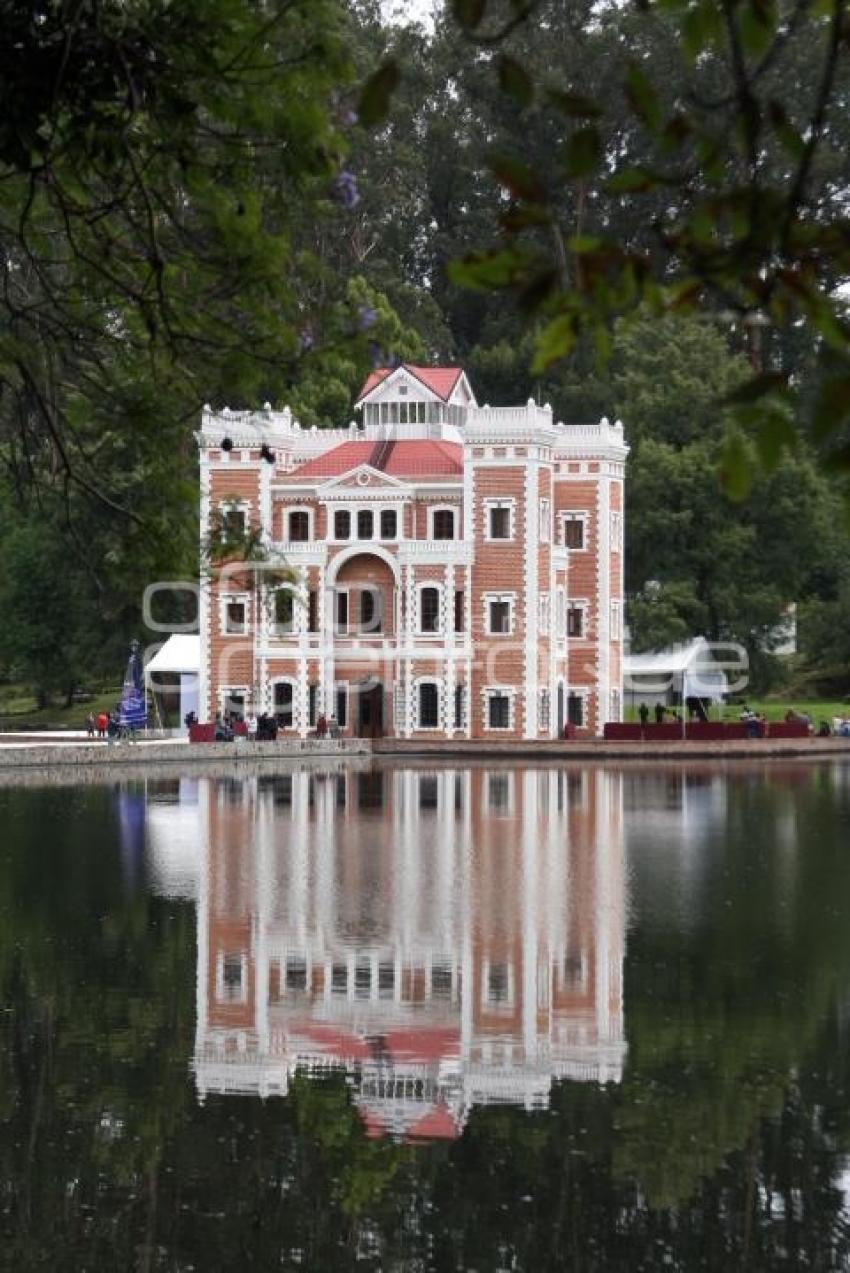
[355,364,477,439]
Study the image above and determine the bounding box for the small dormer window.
[398,385,408,395]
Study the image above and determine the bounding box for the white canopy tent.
[624,637,729,713]
[145,635,200,730]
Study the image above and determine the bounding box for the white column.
[523,456,539,738]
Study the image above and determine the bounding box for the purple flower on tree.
[358,305,377,331]
[299,328,314,352]
[330,170,360,208]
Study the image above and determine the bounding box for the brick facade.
[198,366,627,739]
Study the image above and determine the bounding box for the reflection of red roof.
[291,439,462,480]
[356,365,464,403]
[382,1028,460,1063]
[292,1022,371,1061]
[406,1104,460,1141]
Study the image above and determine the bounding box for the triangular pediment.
[317,464,409,495]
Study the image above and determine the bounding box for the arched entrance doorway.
[357,679,384,738]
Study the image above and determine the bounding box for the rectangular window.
[567,693,585,727]
[488,599,511,634]
[380,508,397,539]
[225,600,245,634]
[360,588,381,632]
[420,587,440,633]
[433,509,455,540]
[454,589,464,633]
[336,590,348,634]
[334,509,351,539]
[488,693,510,729]
[540,498,551,542]
[335,685,348,727]
[224,507,245,537]
[539,593,550,635]
[274,682,293,728]
[221,954,244,1001]
[540,688,551,730]
[308,590,319,633]
[308,684,319,728]
[567,606,584,638]
[488,505,511,539]
[357,509,374,540]
[273,589,294,633]
[564,515,585,549]
[454,684,464,729]
[418,682,439,728]
[289,510,309,542]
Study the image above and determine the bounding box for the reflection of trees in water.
[2,771,850,1268]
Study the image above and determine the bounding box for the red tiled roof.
[406,1104,460,1141]
[381,1028,460,1063]
[290,439,463,480]
[356,365,463,404]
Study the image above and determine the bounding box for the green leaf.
[724,371,789,405]
[451,0,487,28]
[606,167,658,194]
[564,127,601,178]
[545,88,602,119]
[447,248,527,290]
[719,429,754,501]
[498,55,533,108]
[625,63,663,133]
[532,314,577,372]
[358,61,400,127]
[490,155,547,204]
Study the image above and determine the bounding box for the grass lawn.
[626,698,850,725]
[0,686,122,732]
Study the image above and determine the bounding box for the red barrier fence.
[603,720,811,743]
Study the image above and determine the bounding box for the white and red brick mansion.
[198,364,627,739]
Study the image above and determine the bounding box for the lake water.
[2,758,850,1270]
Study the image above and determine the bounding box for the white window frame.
[414,678,442,730]
[268,583,297,637]
[285,505,314,543]
[270,677,298,731]
[218,685,250,719]
[334,586,351,635]
[610,509,623,552]
[611,599,621,642]
[482,686,516,732]
[539,687,551,731]
[216,950,247,1003]
[562,511,588,551]
[355,507,375,541]
[429,504,458,541]
[331,506,353,542]
[218,499,249,538]
[539,592,551,635]
[484,498,516,542]
[417,582,443,635]
[219,591,250,636]
[484,592,515,637]
[556,587,567,639]
[567,599,589,640]
[539,497,551,543]
[481,958,515,1011]
[379,506,400,541]
[566,688,588,728]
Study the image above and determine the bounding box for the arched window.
[359,587,381,633]
[433,509,455,540]
[419,587,440,633]
[418,682,439,728]
[289,510,309,542]
[274,682,294,728]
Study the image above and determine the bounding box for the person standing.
[639,703,649,728]
[86,712,96,738]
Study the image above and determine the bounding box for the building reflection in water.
[160,764,627,1141]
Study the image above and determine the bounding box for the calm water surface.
[2,759,850,1271]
